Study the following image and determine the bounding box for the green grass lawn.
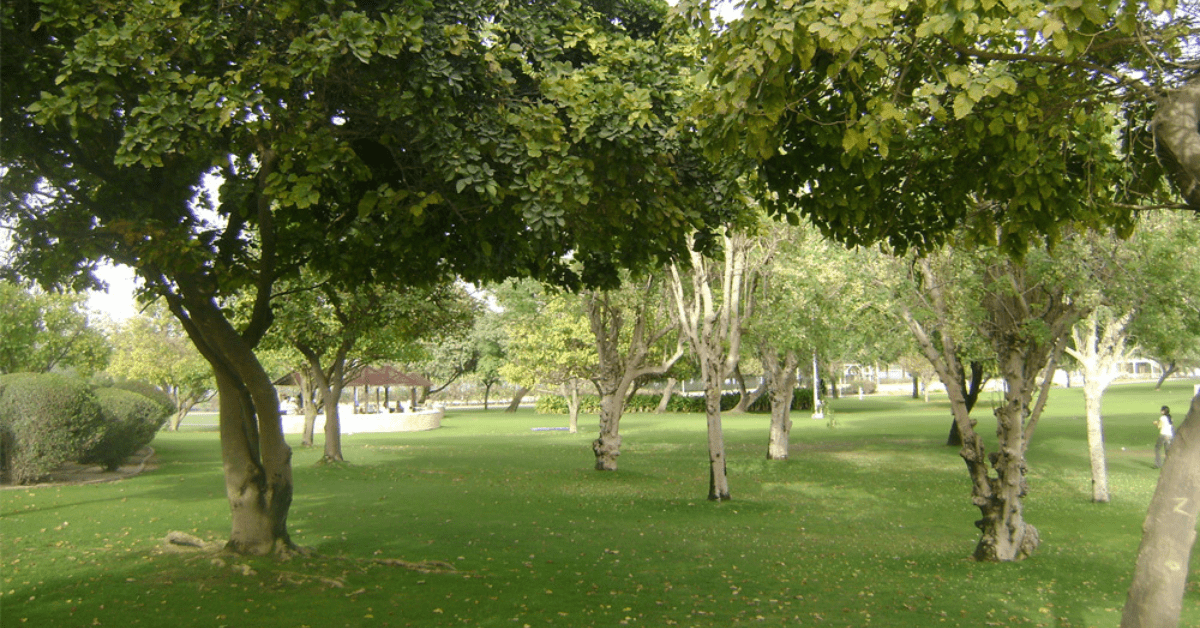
[3,381,1198,627]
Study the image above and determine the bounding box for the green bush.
[0,373,107,484]
[107,380,175,416]
[80,388,169,471]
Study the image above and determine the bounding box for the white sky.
[86,263,139,322]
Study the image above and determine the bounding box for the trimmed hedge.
[0,373,107,484]
[108,380,175,416]
[535,389,816,415]
[80,388,169,471]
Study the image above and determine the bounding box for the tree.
[1122,211,1200,389]
[106,300,215,430]
[264,278,474,463]
[0,282,110,376]
[587,273,683,470]
[3,0,728,555]
[1065,307,1136,504]
[684,1,1195,253]
[748,220,881,458]
[500,290,596,433]
[469,311,509,410]
[686,0,1198,610]
[1056,213,1200,505]
[890,237,1105,561]
[670,228,757,501]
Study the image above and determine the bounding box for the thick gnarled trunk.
[968,400,1039,562]
[761,347,799,460]
[215,370,294,555]
[167,282,295,557]
[586,284,682,472]
[593,387,623,471]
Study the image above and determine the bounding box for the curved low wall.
[282,407,443,435]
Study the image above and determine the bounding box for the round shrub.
[0,373,107,484]
[108,380,175,416]
[80,387,169,471]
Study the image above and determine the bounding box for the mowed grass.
[3,381,1198,628]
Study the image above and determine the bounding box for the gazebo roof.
[346,365,434,388]
[274,366,434,388]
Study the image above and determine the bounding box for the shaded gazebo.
[346,365,435,413]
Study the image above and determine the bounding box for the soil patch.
[1,447,158,489]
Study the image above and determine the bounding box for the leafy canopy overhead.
[2,0,725,303]
[683,0,1198,255]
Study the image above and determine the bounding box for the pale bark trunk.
[655,377,677,414]
[1066,310,1134,504]
[1120,392,1200,628]
[322,382,344,463]
[704,371,730,501]
[169,396,201,434]
[297,370,318,447]
[670,231,750,502]
[1084,389,1109,503]
[566,381,581,435]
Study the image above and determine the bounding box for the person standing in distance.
[1154,405,1173,469]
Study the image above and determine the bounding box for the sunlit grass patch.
[2,383,1197,627]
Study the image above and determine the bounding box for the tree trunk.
[297,343,349,463]
[169,399,196,431]
[704,374,730,501]
[911,375,919,399]
[302,391,319,447]
[655,377,677,414]
[969,401,1040,562]
[566,381,581,434]
[585,285,683,472]
[730,365,751,413]
[946,360,985,447]
[322,382,345,463]
[763,350,799,460]
[1153,79,1200,210]
[1120,391,1200,628]
[505,386,529,412]
[593,386,623,471]
[1083,386,1109,503]
[183,307,294,556]
[296,370,318,447]
[1154,360,1177,390]
[483,382,492,410]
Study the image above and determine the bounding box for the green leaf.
[952,93,974,119]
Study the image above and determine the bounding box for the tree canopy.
[683,0,1199,254]
[0,281,110,376]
